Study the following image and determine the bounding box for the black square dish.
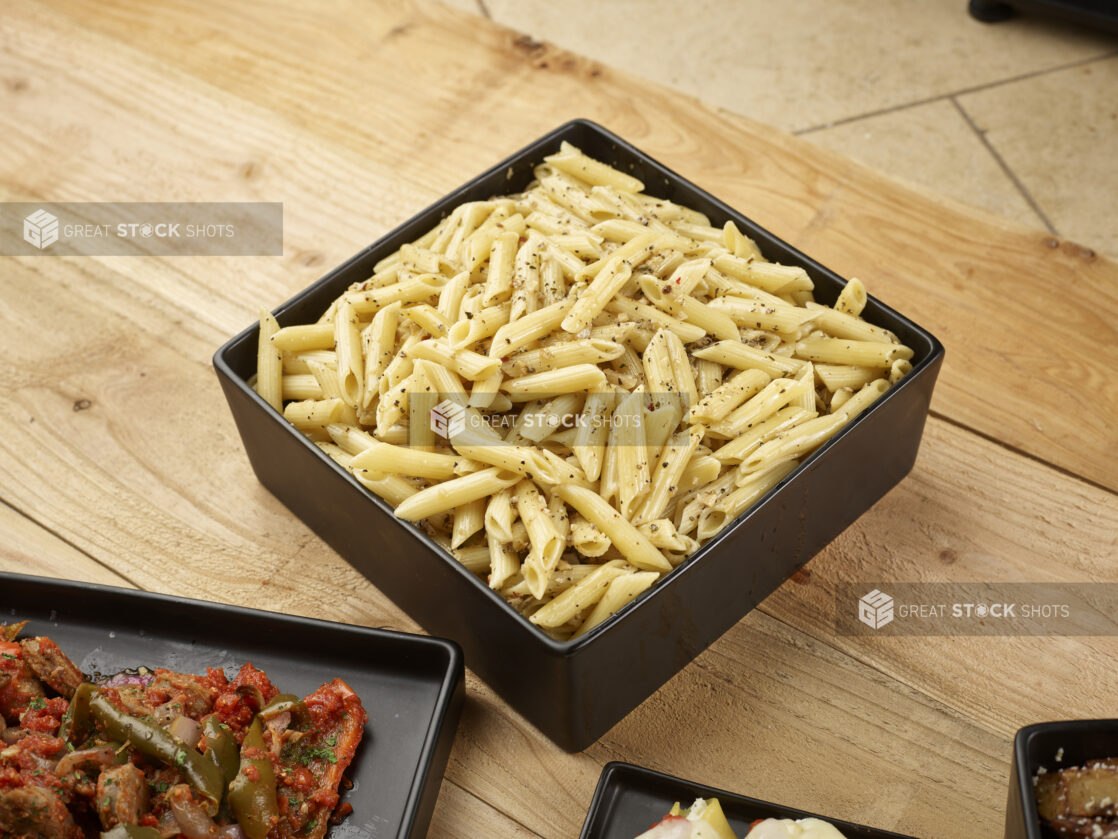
[213,118,945,751]
[579,761,917,838]
[0,572,464,839]
[1005,720,1118,839]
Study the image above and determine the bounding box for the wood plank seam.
[0,496,146,590]
[930,410,1118,498]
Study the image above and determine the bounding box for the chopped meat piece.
[0,623,28,643]
[212,663,279,734]
[0,785,83,839]
[18,639,83,700]
[17,697,67,736]
[278,679,366,839]
[0,642,46,724]
[96,763,150,830]
[144,669,217,722]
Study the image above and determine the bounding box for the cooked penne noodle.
[490,297,573,357]
[270,322,335,353]
[613,390,651,520]
[482,230,518,305]
[690,368,770,424]
[349,442,473,481]
[284,398,357,433]
[606,295,706,345]
[709,376,803,439]
[723,220,763,260]
[393,467,522,521]
[503,364,607,400]
[563,232,659,332]
[334,300,364,407]
[447,302,512,350]
[281,349,336,375]
[634,426,704,525]
[698,460,799,539]
[713,253,814,294]
[502,339,625,377]
[405,338,500,382]
[344,273,445,315]
[484,488,516,543]
[692,341,804,378]
[350,467,420,508]
[570,514,611,557]
[447,498,482,552]
[361,301,400,410]
[487,532,520,590]
[515,480,566,599]
[556,485,671,573]
[805,301,897,344]
[715,406,816,465]
[453,544,491,575]
[834,277,867,316]
[315,441,353,468]
[528,561,629,628]
[709,296,820,336]
[282,374,323,402]
[795,337,913,368]
[814,363,880,392]
[255,310,283,411]
[549,140,645,192]
[571,571,660,639]
[677,454,722,494]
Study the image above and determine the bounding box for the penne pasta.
[258,144,915,640]
[255,310,283,411]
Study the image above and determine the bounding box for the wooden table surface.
[2,1,1117,837]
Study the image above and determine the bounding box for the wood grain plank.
[758,416,1118,735]
[0,500,133,587]
[9,0,1116,489]
[428,778,544,839]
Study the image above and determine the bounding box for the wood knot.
[5,78,29,93]
[938,548,957,565]
[791,567,812,584]
[513,33,545,55]
[298,251,324,268]
[239,161,260,180]
[73,399,92,412]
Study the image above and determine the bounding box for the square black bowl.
[213,118,945,751]
[579,761,917,838]
[0,572,464,839]
[1005,720,1118,839]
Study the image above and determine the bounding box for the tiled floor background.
[438,0,1118,258]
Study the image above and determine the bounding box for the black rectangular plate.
[0,572,464,839]
[580,762,919,839]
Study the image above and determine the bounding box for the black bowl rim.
[213,117,946,654]
[1013,719,1118,839]
[579,760,919,838]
